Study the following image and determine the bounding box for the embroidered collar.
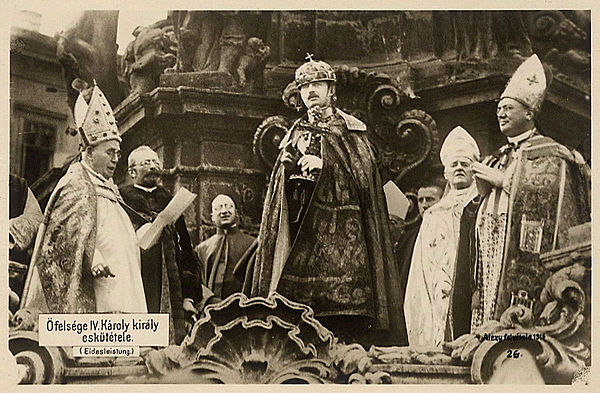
[216,225,238,236]
[302,108,367,131]
[80,160,121,201]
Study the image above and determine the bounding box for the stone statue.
[236,37,271,93]
[169,11,245,74]
[433,11,533,63]
[122,20,177,95]
[167,11,270,89]
[55,10,122,112]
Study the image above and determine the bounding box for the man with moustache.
[469,55,590,328]
[404,126,479,347]
[120,146,198,343]
[22,84,147,314]
[195,194,256,299]
[249,56,403,346]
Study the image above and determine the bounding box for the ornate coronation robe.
[472,129,590,328]
[120,184,197,344]
[405,184,478,347]
[22,162,147,313]
[250,108,404,343]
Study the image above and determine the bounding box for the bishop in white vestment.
[405,126,479,347]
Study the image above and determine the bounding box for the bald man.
[195,195,256,299]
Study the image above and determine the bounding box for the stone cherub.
[122,20,177,95]
[236,37,271,93]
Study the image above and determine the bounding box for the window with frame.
[22,119,55,185]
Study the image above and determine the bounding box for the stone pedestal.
[160,71,235,90]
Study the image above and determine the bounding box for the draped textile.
[404,184,477,347]
[120,184,197,344]
[22,162,147,313]
[196,226,256,299]
[250,109,404,344]
[9,174,43,264]
[472,131,591,327]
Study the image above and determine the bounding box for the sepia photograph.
[5,3,592,385]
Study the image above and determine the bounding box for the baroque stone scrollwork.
[142,293,477,384]
[335,66,439,187]
[379,109,439,187]
[526,11,590,88]
[253,115,290,171]
[9,331,64,384]
[443,233,591,384]
[143,293,340,383]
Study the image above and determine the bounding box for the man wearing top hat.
[248,55,403,345]
[22,84,147,314]
[404,126,480,347]
[469,55,590,328]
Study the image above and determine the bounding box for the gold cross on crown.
[305,53,315,62]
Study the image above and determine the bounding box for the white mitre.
[500,54,547,112]
[440,126,480,167]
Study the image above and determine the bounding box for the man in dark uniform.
[120,145,198,343]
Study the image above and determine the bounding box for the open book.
[137,187,197,250]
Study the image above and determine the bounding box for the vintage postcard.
[3,0,595,388]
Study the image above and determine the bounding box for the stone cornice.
[407,73,589,120]
[114,87,289,137]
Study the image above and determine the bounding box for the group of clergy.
[17,81,254,345]
[13,53,590,351]
[403,54,590,348]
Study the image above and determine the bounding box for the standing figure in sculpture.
[122,21,177,95]
[22,84,147,314]
[404,126,479,347]
[249,56,404,346]
[470,55,591,327]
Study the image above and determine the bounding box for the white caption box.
[73,346,140,357]
[39,314,169,347]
